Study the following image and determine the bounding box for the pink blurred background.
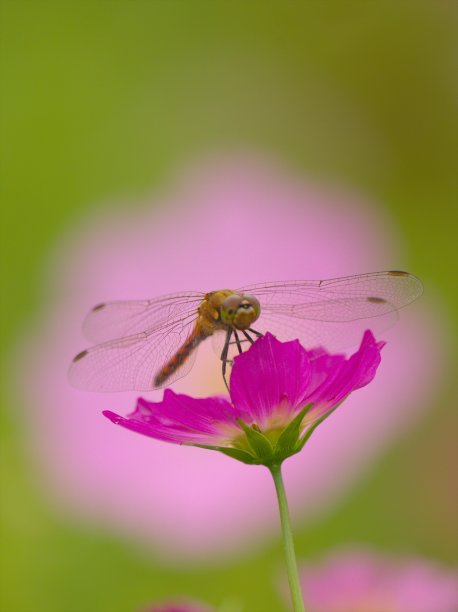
[15,157,447,559]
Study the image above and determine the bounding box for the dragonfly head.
[221,293,260,330]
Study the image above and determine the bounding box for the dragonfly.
[69,270,423,392]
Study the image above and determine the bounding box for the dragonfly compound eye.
[221,294,243,325]
[232,295,261,330]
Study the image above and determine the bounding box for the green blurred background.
[1,1,457,611]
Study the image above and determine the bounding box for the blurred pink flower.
[15,156,445,559]
[104,331,384,466]
[299,549,458,612]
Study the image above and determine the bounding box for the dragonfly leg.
[248,327,263,337]
[242,330,254,344]
[221,327,232,392]
[233,329,243,353]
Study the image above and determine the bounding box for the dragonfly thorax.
[199,290,261,332]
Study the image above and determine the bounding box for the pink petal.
[229,333,312,426]
[304,330,385,421]
[104,391,241,446]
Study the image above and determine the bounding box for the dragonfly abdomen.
[154,328,207,387]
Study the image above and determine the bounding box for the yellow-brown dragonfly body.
[153,290,260,386]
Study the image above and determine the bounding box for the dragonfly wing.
[82,292,204,343]
[69,315,199,391]
[240,271,422,352]
[255,309,398,353]
[240,271,423,319]
[263,294,400,322]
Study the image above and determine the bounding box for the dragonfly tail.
[153,327,208,387]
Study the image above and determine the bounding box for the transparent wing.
[82,291,204,343]
[69,310,200,391]
[240,272,422,321]
[254,310,398,353]
[239,271,422,351]
[212,311,397,358]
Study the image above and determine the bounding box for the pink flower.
[14,157,445,558]
[103,331,384,466]
[299,549,458,612]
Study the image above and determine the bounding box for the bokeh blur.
[1,2,457,611]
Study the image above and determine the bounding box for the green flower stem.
[269,463,305,612]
